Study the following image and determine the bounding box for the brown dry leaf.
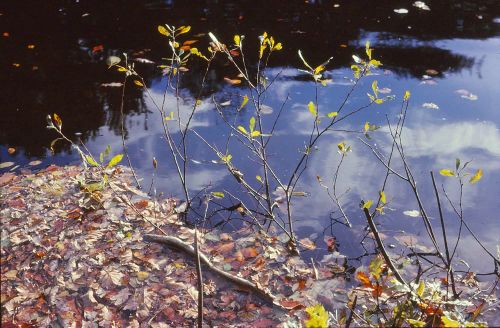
[279,299,304,310]
[7,147,15,154]
[110,288,131,306]
[299,237,316,250]
[100,268,124,288]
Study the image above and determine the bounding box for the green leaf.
[304,304,329,328]
[469,169,482,184]
[211,191,225,199]
[379,190,386,204]
[85,155,99,167]
[107,154,123,168]
[439,169,455,177]
[307,101,317,118]
[327,111,338,118]
[238,126,248,135]
[104,145,111,157]
[249,116,256,133]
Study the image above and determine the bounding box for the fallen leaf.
[403,210,420,217]
[28,160,42,166]
[241,247,259,258]
[7,147,15,154]
[299,238,316,250]
[279,299,304,310]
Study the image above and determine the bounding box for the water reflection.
[1,0,499,271]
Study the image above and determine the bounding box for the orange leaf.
[183,40,198,46]
[371,284,383,297]
[134,199,149,210]
[356,271,372,287]
[241,247,258,258]
[224,77,242,85]
[216,242,235,254]
[180,45,191,51]
[235,250,244,262]
[299,237,316,250]
[7,147,15,154]
[229,49,240,57]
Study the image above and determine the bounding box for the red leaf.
[324,236,336,252]
[92,44,104,53]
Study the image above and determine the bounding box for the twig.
[143,234,279,305]
[194,228,203,328]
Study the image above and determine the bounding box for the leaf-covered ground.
[1,165,351,327]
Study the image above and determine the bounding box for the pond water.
[1,0,499,273]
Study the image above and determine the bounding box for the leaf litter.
[0,165,354,327]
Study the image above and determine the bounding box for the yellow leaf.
[337,142,345,152]
[364,122,370,132]
[304,304,329,328]
[234,35,240,46]
[249,116,256,133]
[327,112,338,118]
[441,316,461,328]
[308,101,317,117]
[134,80,144,87]
[407,319,427,328]
[369,256,384,280]
[314,65,325,75]
[256,175,263,183]
[251,130,261,138]
[365,40,372,60]
[469,169,482,184]
[195,99,202,107]
[237,126,248,135]
[379,190,386,204]
[107,154,123,168]
[372,80,378,97]
[177,25,191,35]
[439,169,455,177]
[404,90,411,101]
[417,280,425,297]
[239,95,249,111]
[85,155,99,167]
[157,25,170,37]
[137,271,149,281]
[273,42,282,51]
[363,200,374,210]
[211,191,225,198]
[53,113,62,129]
[117,66,127,72]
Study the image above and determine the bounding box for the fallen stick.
[143,234,277,305]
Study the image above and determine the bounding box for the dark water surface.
[1,1,499,272]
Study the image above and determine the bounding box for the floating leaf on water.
[0,162,15,169]
[413,1,430,10]
[403,210,420,217]
[394,8,409,14]
[7,148,15,154]
[100,82,123,87]
[28,160,42,166]
[425,69,439,75]
[422,102,439,110]
[224,77,242,85]
[461,94,478,101]
[260,104,273,115]
[378,87,392,94]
